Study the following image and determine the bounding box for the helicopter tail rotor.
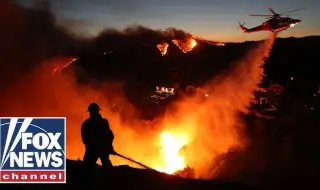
[238,22,246,29]
[239,22,246,26]
[238,22,248,32]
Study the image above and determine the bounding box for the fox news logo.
[0,117,66,183]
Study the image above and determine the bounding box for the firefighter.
[81,102,115,169]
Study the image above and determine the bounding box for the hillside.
[4,158,320,190]
[71,35,320,86]
[5,159,261,190]
[265,35,320,83]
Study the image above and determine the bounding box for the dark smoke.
[0,0,86,88]
[0,0,192,88]
[93,26,191,52]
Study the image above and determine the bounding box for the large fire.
[0,33,277,179]
[156,131,189,174]
[172,37,197,53]
[156,37,197,55]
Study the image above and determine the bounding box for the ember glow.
[216,42,225,46]
[172,37,197,53]
[52,57,78,75]
[157,42,169,56]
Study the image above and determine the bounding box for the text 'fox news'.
[0,117,66,183]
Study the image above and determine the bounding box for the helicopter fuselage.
[240,17,301,33]
[264,17,301,31]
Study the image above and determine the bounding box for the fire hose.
[113,151,157,171]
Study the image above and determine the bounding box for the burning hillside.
[172,37,197,53]
[157,42,169,56]
[156,37,198,56]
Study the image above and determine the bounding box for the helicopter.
[239,7,303,33]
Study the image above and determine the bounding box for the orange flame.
[172,37,197,53]
[156,131,189,174]
[157,42,169,56]
[216,42,225,46]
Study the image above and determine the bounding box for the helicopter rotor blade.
[265,16,275,19]
[279,7,305,15]
[268,7,277,15]
[249,14,274,16]
[283,14,298,17]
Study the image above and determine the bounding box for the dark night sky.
[18,0,320,42]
